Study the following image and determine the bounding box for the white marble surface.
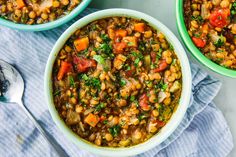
[90,0,236,156]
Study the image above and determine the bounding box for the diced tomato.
[156,120,166,127]
[150,52,156,62]
[99,115,106,122]
[139,93,150,111]
[73,56,96,73]
[209,9,230,28]
[57,61,72,80]
[192,37,206,48]
[153,60,168,73]
[114,42,127,53]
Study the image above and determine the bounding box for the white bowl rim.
[44,8,192,157]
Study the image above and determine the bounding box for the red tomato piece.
[139,93,150,111]
[73,56,97,73]
[192,37,206,48]
[209,9,230,28]
[153,60,168,73]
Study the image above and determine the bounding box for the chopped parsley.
[138,41,146,52]
[134,58,140,67]
[53,90,61,96]
[155,80,168,91]
[191,15,204,23]
[101,34,111,43]
[138,113,148,121]
[231,2,236,18]
[103,120,108,124]
[169,44,174,51]
[80,74,101,89]
[120,78,127,86]
[95,103,106,112]
[85,77,101,88]
[214,35,224,48]
[109,125,121,137]
[69,76,75,87]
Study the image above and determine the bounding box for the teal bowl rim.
[176,0,236,78]
[0,0,91,31]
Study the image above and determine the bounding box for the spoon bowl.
[0,60,24,103]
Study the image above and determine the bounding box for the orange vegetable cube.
[115,29,127,37]
[57,61,72,80]
[122,36,138,47]
[84,113,99,127]
[134,23,145,33]
[74,37,89,52]
[17,0,25,9]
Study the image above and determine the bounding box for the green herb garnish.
[214,35,224,48]
[109,125,121,137]
[120,78,127,86]
[69,76,75,87]
[191,15,204,23]
[95,103,106,112]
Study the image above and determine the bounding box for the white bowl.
[44,8,192,157]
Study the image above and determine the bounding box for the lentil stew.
[52,17,182,147]
[0,0,82,24]
[184,0,236,69]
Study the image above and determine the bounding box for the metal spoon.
[0,59,68,157]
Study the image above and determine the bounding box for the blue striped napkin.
[0,8,233,157]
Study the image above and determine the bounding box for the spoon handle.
[18,100,68,157]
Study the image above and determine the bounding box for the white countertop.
[90,0,235,156]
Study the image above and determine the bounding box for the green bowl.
[0,0,91,31]
[176,0,236,78]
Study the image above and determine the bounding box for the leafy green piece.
[214,35,224,48]
[95,103,106,112]
[109,125,121,137]
[138,41,146,52]
[69,76,75,87]
[162,83,168,91]
[93,55,105,64]
[101,34,111,43]
[138,113,148,121]
[85,77,101,89]
[231,2,236,17]
[130,95,135,102]
[120,78,127,86]
[53,90,61,96]
[103,120,108,124]
[134,58,140,67]
[169,44,174,51]
[191,15,204,23]
[155,80,168,91]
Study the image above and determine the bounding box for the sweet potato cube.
[134,23,146,33]
[84,113,99,127]
[74,37,89,52]
[122,36,138,47]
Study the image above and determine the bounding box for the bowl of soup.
[177,0,236,77]
[0,0,91,31]
[44,9,191,156]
